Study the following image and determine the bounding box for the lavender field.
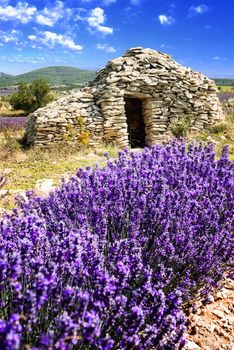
[0,141,233,349]
[0,116,26,132]
[0,88,18,97]
[217,92,234,102]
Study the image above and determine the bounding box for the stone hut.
[25,47,223,148]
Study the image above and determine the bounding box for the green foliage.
[214,78,234,87]
[10,79,53,113]
[0,95,9,103]
[198,132,208,141]
[171,115,193,138]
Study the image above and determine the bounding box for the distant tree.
[10,79,53,113]
[10,83,32,112]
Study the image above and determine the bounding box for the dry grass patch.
[0,131,118,210]
[196,112,234,160]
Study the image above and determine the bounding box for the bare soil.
[186,278,234,350]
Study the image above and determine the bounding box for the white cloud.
[213,56,227,61]
[81,0,117,6]
[80,0,116,5]
[36,14,54,26]
[36,1,66,27]
[0,29,23,47]
[96,43,116,52]
[102,0,117,4]
[0,1,71,27]
[29,31,83,51]
[0,54,45,64]
[158,14,175,25]
[87,7,113,35]
[122,6,139,23]
[0,2,37,23]
[28,35,37,41]
[130,0,149,5]
[188,5,209,17]
[160,43,169,49]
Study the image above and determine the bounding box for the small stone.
[186,340,201,349]
[35,179,54,194]
[190,326,199,335]
[216,291,223,300]
[192,338,202,347]
[204,294,215,304]
[0,189,9,197]
[212,310,225,319]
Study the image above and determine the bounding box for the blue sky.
[0,0,233,77]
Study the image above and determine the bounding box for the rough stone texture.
[186,278,234,350]
[25,47,224,148]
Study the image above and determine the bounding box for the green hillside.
[0,66,97,88]
[0,72,14,85]
[213,78,234,86]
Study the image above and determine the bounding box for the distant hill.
[0,66,97,88]
[213,78,234,86]
[0,72,14,85]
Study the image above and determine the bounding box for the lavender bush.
[0,116,26,132]
[0,141,233,349]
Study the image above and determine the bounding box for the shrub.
[10,80,53,113]
[171,115,193,138]
[62,117,90,145]
[0,141,233,349]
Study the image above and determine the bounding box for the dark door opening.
[125,97,146,148]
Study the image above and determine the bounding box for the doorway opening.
[124,97,146,148]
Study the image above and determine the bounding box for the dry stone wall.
[25,47,224,148]
[25,89,103,147]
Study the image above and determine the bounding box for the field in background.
[218,85,234,93]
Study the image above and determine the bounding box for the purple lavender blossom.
[0,140,233,349]
[0,116,26,132]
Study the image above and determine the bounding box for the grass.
[0,98,26,117]
[0,132,118,210]
[0,110,25,117]
[197,111,234,157]
[217,85,234,93]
